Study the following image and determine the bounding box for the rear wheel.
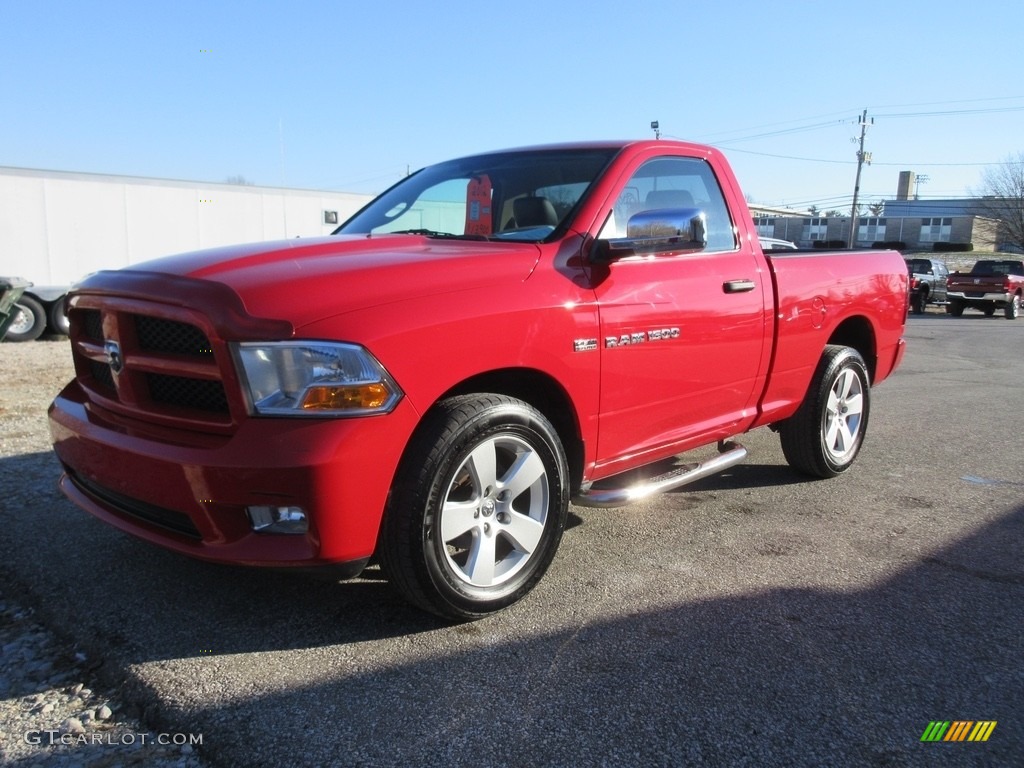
[947,299,965,317]
[379,394,569,620]
[911,290,927,314]
[779,345,870,478]
[4,296,46,342]
[1005,294,1020,319]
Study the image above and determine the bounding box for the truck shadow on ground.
[2,450,1021,766]
[909,311,1019,321]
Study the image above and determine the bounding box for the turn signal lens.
[301,383,393,411]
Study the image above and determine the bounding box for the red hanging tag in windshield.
[465,175,493,235]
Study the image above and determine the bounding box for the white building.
[0,166,373,339]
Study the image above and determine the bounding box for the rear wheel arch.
[827,317,877,382]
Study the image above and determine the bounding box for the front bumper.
[49,380,419,568]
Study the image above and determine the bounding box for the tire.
[779,345,870,479]
[947,300,964,317]
[1005,294,1021,320]
[48,298,70,335]
[4,295,47,342]
[379,394,570,620]
[984,306,996,317]
[911,290,926,314]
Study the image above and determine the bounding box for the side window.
[599,157,737,251]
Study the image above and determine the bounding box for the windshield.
[334,147,619,242]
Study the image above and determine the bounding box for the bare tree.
[868,201,885,216]
[971,153,1024,251]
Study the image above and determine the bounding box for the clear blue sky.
[3,0,1022,212]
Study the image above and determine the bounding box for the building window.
[919,217,952,242]
[753,217,775,237]
[857,217,887,243]
[802,217,829,241]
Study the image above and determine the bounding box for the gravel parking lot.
[1,315,1021,767]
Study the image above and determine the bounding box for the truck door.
[591,155,769,469]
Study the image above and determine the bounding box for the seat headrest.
[513,196,558,228]
[644,189,695,208]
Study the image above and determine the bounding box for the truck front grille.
[89,360,115,392]
[82,309,104,341]
[146,372,229,413]
[135,315,215,357]
[68,300,237,431]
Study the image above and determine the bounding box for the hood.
[117,234,543,330]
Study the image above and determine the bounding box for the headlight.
[232,341,403,417]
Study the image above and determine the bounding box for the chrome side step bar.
[573,440,748,509]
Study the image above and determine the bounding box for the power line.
[721,145,1009,168]
[676,109,855,144]
[689,97,1024,168]
[869,95,1024,109]
[873,106,1024,118]
[676,98,1024,147]
[721,147,854,164]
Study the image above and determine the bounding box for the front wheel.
[779,345,871,478]
[379,394,570,620]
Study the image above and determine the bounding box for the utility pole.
[848,109,874,248]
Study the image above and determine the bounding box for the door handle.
[723,279,756,293]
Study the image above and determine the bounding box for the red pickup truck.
[48,140,907,619]
[945,259,1024,319]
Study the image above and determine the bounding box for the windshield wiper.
[390,229,492,241]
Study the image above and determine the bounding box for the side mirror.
[592,207,708,264]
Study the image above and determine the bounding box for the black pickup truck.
[905,257,949,314]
